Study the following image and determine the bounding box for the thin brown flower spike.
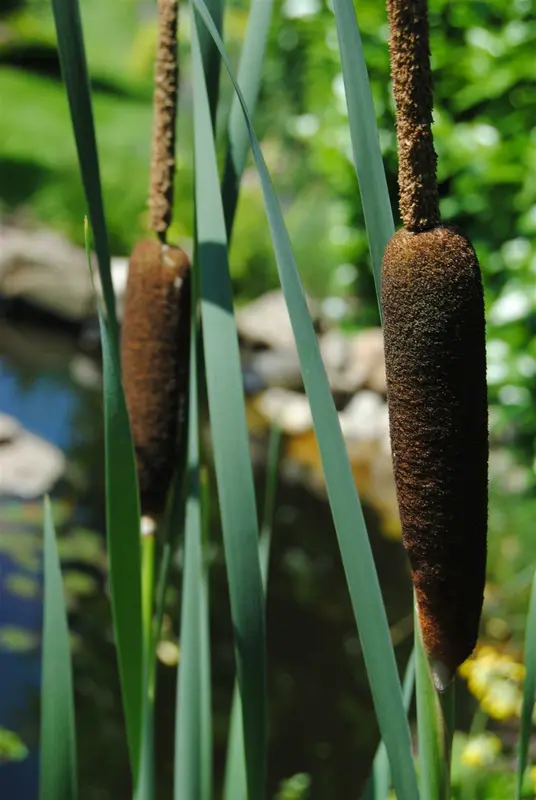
[382,0,488,690]
[149,0,179,235]
[121,0,191,520]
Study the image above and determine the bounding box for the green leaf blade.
[189,4,418,797]
[366,650,415,800]
[332,0,395,299]
[415,607,450,800]
[223,425,281,800]
[40,495,78,800]
[196,0,225,125]
[222,0,274,236]
[83,223,144,782]
[99,311,144,782]
[50,0,116,330]
[175,280,213,800]
[191,7,267,798]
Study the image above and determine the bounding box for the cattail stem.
[386,0,440,231]
[149,0,179,239]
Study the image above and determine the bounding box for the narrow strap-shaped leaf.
[191,8,267,797]
[190,4,418,797]
[222,0,274,237]
[222,691,247,800]
[175,290,211,799]
[516,569,536,799]
[415,606,450,800]
[199,515,213,800]
[52,0,143,766]
[50,0,116,331]
[331,0,395,300]
[364,649,415,800]
[85,224,143,782]
[98,311,144,780]
[196,0,225,125]
[40,495,77,800]
[223,426,281,800]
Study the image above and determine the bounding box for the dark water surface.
[0,308,414,799]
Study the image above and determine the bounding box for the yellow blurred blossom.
[461,733,502,769]
[156,640,180,667]
[459,645,525,721]
[528,765,536,794]
[480,680,521,720]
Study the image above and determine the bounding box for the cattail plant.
[382,0,488,689]
[121,0,191,520]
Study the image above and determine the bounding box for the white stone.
[0,226,95,320]
[255,388,313,435]
[94,256,129,321]
[245,348,302,391]
[0,413,20,443]
[339,391,389,441]
[236,290,318,351]
[0,415,65,498]
[318,328,387,395]
[319,328,349,374]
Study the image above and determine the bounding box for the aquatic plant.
[39,0,536,798]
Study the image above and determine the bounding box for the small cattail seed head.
[121,239,191,517]
[381,226,488,679]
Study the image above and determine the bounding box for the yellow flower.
[480,681,521,720]
[461,733,502,769]
[460,645,525,720]
[530,765,536,792]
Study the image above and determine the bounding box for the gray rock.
[319,328,349,374]
[69,354,103,392]
[0,414,65,498]
[244,347,303,391]
[95,256,129,321]
[236,290,319,351]
[346,329,386,395]
[0,226,95,321]
[255,388,312,434]
[0,414,20,444]
[320,327,386,395]
[0,225,189,323]
[339,391,389,443]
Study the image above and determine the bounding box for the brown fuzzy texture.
[386,0,439,231]
[121,239,191,516]
[149,0,179,237]
[381,226,488,676]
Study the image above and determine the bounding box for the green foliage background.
[2,1,536,795]
[1,0,535,465]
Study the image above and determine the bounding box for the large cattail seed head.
[121,239,191,517]
[381,226,488,681]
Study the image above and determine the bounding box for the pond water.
[0,305,414,799]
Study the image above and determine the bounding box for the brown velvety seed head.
[381,226,488,677]
[121,239,191,516]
